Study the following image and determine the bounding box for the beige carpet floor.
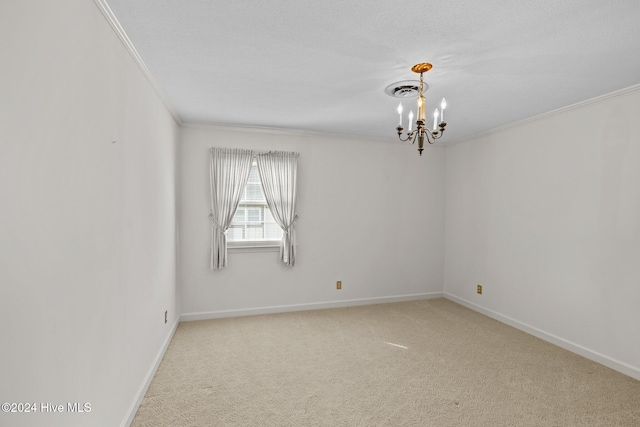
[131,298,640,426]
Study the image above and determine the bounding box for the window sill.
[228,243,280,253]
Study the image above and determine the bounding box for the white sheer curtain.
[209,147,254,270]
[256,151,299,267]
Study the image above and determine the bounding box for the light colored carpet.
[131,299,640,426]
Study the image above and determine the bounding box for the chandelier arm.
[433,123,446,141]
[400,133,415,143]
[406,131,418,145]
[396,127,419,144]
[426,122,447,143]
[429,129,440,143]
[422,129,435,145]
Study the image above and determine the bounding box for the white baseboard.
[181,292,443,322]
[444,293,640,381]
[121,319,180,427]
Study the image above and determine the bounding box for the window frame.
[227,159,282,250]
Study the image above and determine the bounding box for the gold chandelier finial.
[411,63,432,73]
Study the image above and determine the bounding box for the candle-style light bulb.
[397,103,403,126]
[408,110,414,131]
[440,98,446,123]
[418,96,425,121]
[433,108,439,130]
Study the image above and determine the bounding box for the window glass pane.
[247,208,261,222]
[264,209,275,223]
[245,225,263,240]
[248,166,260,183]
[228,161,283,244]
[233,208,245,222]
[227,226,244,240]
[264,223,282,239]
[245,183,263,201]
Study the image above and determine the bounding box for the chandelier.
[386,63,447,155]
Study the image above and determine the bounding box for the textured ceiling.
[105,0,640,142]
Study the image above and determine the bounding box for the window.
[227,160,283,247]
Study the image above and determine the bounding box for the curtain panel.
[209,147,254,270]
[256,151,299,267]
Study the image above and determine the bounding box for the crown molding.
[183,121,383,141]
[92,0,182,125]
[447,83,640,146]
[181,122,447,150]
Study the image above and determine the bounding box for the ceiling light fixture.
[386,63,447,155]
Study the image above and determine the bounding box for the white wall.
[180,125,445,318]
[6,2,636,424]
[444,87,640,379]
[0,1,180,426]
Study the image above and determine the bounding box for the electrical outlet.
[477,284,482,294]
[336,281,342,290]
[165,310,168,324]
